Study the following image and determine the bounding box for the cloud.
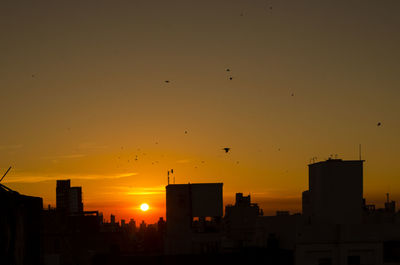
[41,154,87,160]
[2,172,139,183]
[115,186,165,196]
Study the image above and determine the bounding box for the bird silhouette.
[226,68,231,72]
[165,80,170,83]
[377,122,382,127]
[185,131,188,134]
[229,77,233,80]
[223,148,231,153]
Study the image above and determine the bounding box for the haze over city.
[1,0,400,223]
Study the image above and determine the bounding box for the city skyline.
[1,0,400,223]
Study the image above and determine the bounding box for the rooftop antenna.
[386,193,390,203]
[359,144,362,160]
[167,171,170,185]
[0,166,11,183]
[171,169,175,184]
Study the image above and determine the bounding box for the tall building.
[69,187,83,213]
[56,180,70,212]
[302,159,364,224]
[56,180,83,214]
[165,183,223,254]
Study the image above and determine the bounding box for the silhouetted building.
[111,214,116,225]
[165,183,223,255]
[224,193,263,248]
[384,193,396,213]
[302,159,364,224]
[296,158,400,265]
[0,184,43,265]
[56,180,70,212]
[157,217,166,234]
[56,180,83,214]
[69,186,83,213]
[128,218,136,234]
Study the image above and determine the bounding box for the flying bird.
[226,68,231,72]
[165,80,170,83]
[377,122,382,127]
[184,131,188,134]
[223,148,231,153]
[229,77,233,80]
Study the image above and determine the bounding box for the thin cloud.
[40,154,87,160]
[123,186,165,196]
[2,172,139,184]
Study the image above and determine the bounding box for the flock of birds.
[119,62,385,175]
[115,127,234,171]
[25,0,387,187]
[53,62,383,174]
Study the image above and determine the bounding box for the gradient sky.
[1,0,400,223]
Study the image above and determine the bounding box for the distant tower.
[69,186,83,213]
[56,180,71,212]
[111,214,116,225]
[384,193,396,213]
[56,179,83,213]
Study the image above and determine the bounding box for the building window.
[347,255,360,265]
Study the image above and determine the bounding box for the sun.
[140,203,149,211]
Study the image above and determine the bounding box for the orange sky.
[1,0,400,224]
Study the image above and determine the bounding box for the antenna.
[386,193,390,203]
[0,166,11,183]
[167,171,170,185]
[359,144,362,160]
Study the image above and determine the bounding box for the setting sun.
[140,203,149,212]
